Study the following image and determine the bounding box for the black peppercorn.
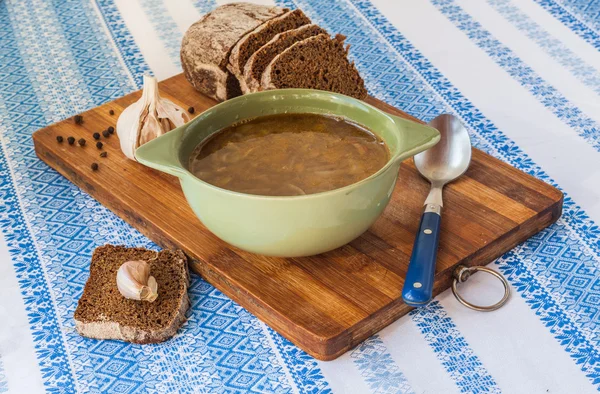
[100,152,108,158]
[67,136,75,145]
[56,136,64,143]
[102,130,110,138]
[74,115,83,125]
[96,141,103,149]
[91,163,98,171]
[187,106,195,114]
[109,109,114,115]
[93,132,100,140]
[107,126,115,134]
[78,138,86,147]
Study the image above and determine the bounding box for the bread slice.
[74,245,190,344]
[261,34,368,99]
[243,24,327,93]
[228,9,311,93]
[181,3,286,101]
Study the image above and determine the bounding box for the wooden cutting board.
[32,74,563,360]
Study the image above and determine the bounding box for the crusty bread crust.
[180,3,285,101]
[74,292,189,344]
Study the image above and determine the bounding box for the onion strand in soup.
[189,113,390,196]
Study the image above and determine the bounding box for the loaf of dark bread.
[261,34,368,99]
[181,4,368,101]
[74,245,190,344]
[180,3,286,101]
[243,24,327,93]
[229,9,311,93]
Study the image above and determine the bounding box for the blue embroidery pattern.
[0,356,7,393]
[534,0,600,50]
[0,0,329,392]
[130,281,296,393]
[488,0,600,96]
[432,0,600,153]
[6,0,95,120]
[495,247,600,385]
[0,4,78,392]
[193,0,217,15]
[139,0,184,65]
[553,0,600,32]
[411,303,501,393]
[269,328,333,394]
[350,335,415,394]
[341,0,600,388]
[50,0,137,106]
[94,0,152,88]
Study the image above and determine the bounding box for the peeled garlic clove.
[116,260,158,302]
[117,101,144,161]
[117,75,190,161]
[144,276,158,302]
[138,110,163,146]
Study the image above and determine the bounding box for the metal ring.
[451,265,510,312]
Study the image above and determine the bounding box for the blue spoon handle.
[402,208,442,307]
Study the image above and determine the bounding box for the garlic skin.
[117,75,190,161]
[116,260,158,302]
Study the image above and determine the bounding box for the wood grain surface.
[32,74,563,360]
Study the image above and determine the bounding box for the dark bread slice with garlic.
[74,245,190,344]
[229,8,311,93]
[261,34,368,99]
[243,24,328,93]
[180,3,286,101]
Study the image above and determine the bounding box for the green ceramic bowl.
[136,89,439,257]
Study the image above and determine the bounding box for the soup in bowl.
[136,89,439,257]
[189,113,390,196]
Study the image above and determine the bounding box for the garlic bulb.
[117,75,190,161]
[116,260,158,302]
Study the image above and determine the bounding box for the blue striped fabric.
[192,0,216,15]
[534,0,600,49]
[0,0,599,393]
[0,1,329,392]
[411,303,500,393]
[552,0,600,32]
[432,0,600,153]
[0,3,78,392]
[350,336,415,394]
[341,1,600,389]
[0,356,6,393]
[268,327,332,394]
[139,0,184,64]
[488,0,600,96]
[94,0,151,88]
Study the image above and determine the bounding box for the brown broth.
[189,113,390,196]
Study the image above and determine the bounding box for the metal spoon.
[401,114,472,307]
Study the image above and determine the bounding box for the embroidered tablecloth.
[0,0,598,393]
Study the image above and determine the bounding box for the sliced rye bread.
[243,24,327,93]
[181,3,286,101]
[228,8,311,93]
[261,34,368,99]
[74,245,190,344]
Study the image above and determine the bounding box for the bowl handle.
[135,124,187,178]
[389,115,440,163]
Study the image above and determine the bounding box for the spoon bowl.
[415,114,472,186]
